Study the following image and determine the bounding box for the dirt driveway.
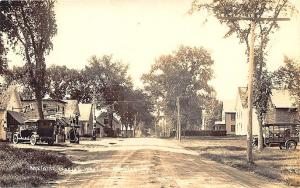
[13,138,288,188]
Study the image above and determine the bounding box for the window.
[43,103,47,109]
[231,114,235,121]
[231,125,235,132]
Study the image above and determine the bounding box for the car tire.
[286,141,297,150]
[48,139,54,146]
[12,134,18,144]
[30,135,37,146]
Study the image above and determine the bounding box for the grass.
[0,143,73,187]
[181,136,300,186]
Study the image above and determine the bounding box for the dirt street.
[14,138,288,188]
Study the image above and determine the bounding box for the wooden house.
[265,90,299,124]
[0,85,24,141]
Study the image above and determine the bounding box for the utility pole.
[218,16,289,163]
[176,97,181,141]
[133,112,138,138]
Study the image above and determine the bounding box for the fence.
[183,130,227,136]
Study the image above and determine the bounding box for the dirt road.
[15,138,287,188]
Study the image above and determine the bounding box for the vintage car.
[253,123,299,150]
[12,119,56,146]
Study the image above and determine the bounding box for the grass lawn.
[0,142,72,187]
[180,136,300,186]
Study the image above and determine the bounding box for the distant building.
[0,85,24,140]
[22,99,66,120]
[96,112,120,137]
[213,120,226,131]
[234,87,299,136]
[222,100,236,135]
[78,103,93,136]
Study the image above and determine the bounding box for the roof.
[237,87,297,109]
[96,112,121,125]
[215,120,225,125]
[0,85,18,110]
[270,89,297,108]
[7,110,25,124]
[223,100,236,113]
[22,99,66,104]
[64,100,80,117]
[78,103,92,121]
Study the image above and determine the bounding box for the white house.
[78,103,93,136]
[235,87,259,135]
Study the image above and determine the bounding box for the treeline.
[5,55,154,128]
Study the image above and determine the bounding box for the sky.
[7,0,300,101]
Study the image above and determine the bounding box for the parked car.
[13,119,56,146]
[253,123,299,150]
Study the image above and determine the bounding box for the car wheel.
[47,139,54,146]
[30,135,37,146]
[12,134,18,144]
[286,141,297,150]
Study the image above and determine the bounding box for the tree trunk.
[258,118,264,151]
[35,88,44,119]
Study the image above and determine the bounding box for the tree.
[0,34,8,74]
[142,45,214,132]
[203,97,223,130]
[5,66,37,99]
[46,65,72,100]
[253,62,272,151]
[0,0,57,119]
[273,56,300,109]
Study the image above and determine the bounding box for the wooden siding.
[265,108,298,124]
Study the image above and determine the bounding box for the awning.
[56,118,70,127]
[96,120,105,127]
[7,111,25,125]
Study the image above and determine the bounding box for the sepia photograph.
[0,0,299,187]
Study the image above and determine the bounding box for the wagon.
[253,123,300,150]
[12,119,56,146]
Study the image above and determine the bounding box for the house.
[96,112,121,137]
[78,103,93,136]
[265,89,299,124]
[22,99,67,120]
[213,120,226,131]
[0,85,24,141]
[235,87,259,135]
[222,100,236,135]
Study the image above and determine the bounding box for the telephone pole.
[218,16,289,163]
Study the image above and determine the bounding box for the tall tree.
[273,56,300,109]
[142,45,214,131]
[0,0,57,119]
[46,65,71,100]
[253,56,272,151]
